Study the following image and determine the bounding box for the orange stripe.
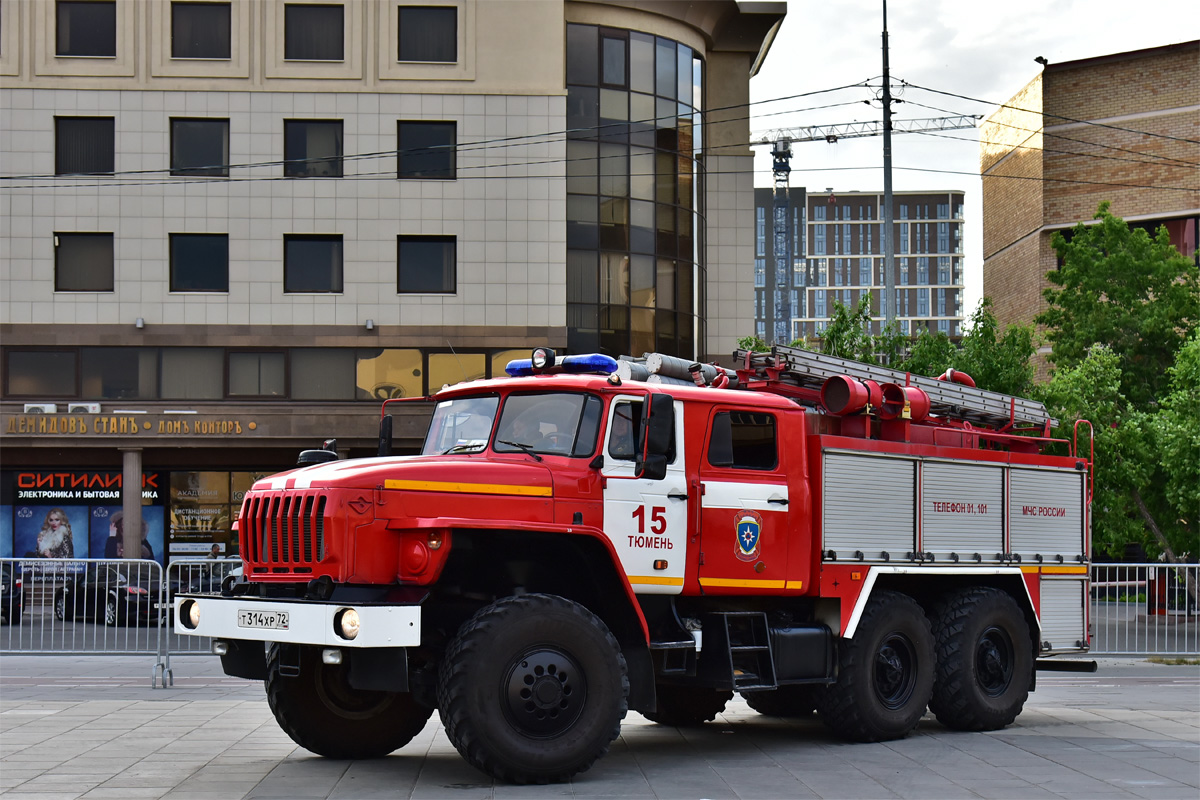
[698,577,786,589]
[383,479,551,497]
[627,576,685,586]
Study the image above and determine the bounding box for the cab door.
[600,396,687,594]
[697,408,792,594]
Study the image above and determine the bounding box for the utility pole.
[881,0,896,328]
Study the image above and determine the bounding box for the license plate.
[238,609,289,630]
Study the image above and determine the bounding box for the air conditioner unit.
[68,403,102,414]
[23,404,58,414]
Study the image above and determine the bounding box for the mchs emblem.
[734,510,763,562]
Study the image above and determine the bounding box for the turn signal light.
[427,531,444,550]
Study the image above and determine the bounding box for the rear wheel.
[744,685,816,718]
[437,594,628,784]
[643,684,733,726]
[266,644,433,759]
[104,592,125,627]
[929,588,1032,731]
[53,590,66,620]
[815,590,935,742]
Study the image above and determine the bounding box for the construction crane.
[752,114,980,345]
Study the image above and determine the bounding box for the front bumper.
[173,594,421,648]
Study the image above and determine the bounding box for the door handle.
[668,491,688,501]
[767,496,789,506]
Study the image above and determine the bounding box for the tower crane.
[752,115,980,344]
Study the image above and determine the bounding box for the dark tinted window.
[55,233,114,292]
[284,235,343,293]
[161,348,223,399]
[707,411,777,470]
[170,233,229,292]
[55,117,115,175]
[171,118,229,176]
[398,235,455,293]
[57,1,116,57]
[7,351,78,396]
[292,349,355,400]
[397,6,456,62]
[397,121,456,179]
[81,348,157,400]
[284,120,343,177]
[284,3,343,60]
[171,1,231,59]
[229,352,286,396]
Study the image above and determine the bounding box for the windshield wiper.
[496,440,543,462]
[442,443,485,454]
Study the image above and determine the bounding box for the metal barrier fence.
[1091,563,1198,656]
[3,558,1196,683]
[0,556,242,687]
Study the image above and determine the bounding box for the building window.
[229,352,286,397]
[284,235,343,293]
[55,117,114,175]
[171,118,229,177]
[6,351,78,397]
[397,5,456,63]
[171,1,231,59]
[284,3,343,60]
[397,121,456,179]
[754,258,765,288]
[170,233,229,292]
[162,348,223,399]
[292,349,356,400]
[82,348,157,400]
[55,233,113,292]
[56,0,116,57]
[756,206,766,256]
[284,119,343,177]
[398,235,455,293]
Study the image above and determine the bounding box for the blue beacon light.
[505,352,619,377]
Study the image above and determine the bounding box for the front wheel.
[643,684,732,726]
[815,590,935,742]
[929,588,1032,731]
[437,594,628,784]
[266,644,433,759]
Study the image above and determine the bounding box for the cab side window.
[707,411,777,470]
[607,399,676,463]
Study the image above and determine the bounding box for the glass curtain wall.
[566,25,703,359]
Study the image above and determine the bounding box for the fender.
[824,564,1038,640]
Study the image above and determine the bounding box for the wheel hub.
[873,633,917,710]
[504,648,586,737]
[975,626,1014,697]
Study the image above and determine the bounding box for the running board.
[1036,659,1098,672]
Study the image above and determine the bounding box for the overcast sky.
[749,0,1195,319]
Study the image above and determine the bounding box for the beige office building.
[0,0,784,561]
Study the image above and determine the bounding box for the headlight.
[180,599,200,629]
[335,608,360,640]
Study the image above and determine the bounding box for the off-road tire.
[436,593,628,784]
[743,685,816,717]
[929,588,1032,731]
[814,590,935,742]
[643,684,733,726]
[265,644,433,759]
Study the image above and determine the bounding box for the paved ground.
[1,655,1196,799]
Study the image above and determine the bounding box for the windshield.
[422,395,500,455]
[494,393,602,457]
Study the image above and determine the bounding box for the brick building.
[981,41,1199,333]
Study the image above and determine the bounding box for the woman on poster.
[36,508,74,559]
[103,511,154,560]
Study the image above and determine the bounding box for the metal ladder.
[735,345,1054,430]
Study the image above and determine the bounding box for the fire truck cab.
[176,347,1092,784]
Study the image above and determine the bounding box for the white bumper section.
[174,595,421,648]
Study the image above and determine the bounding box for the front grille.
[241,492,327,567]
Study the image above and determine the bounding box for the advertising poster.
[1,470,167,572]
[1,507,12,559]
[88,506,166,563]
[170,471,249,560]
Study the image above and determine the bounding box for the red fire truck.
[176,346,1094,784]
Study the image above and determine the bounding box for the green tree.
[819,296,876,361]
[1038,202,1200,409]
[1152,331,1200,558]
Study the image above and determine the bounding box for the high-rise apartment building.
[981,41,1199,332]
[753,188,966,343]
[0,0,783,562]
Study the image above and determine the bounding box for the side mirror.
[635,394,674,481]
[378,415,393,457]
